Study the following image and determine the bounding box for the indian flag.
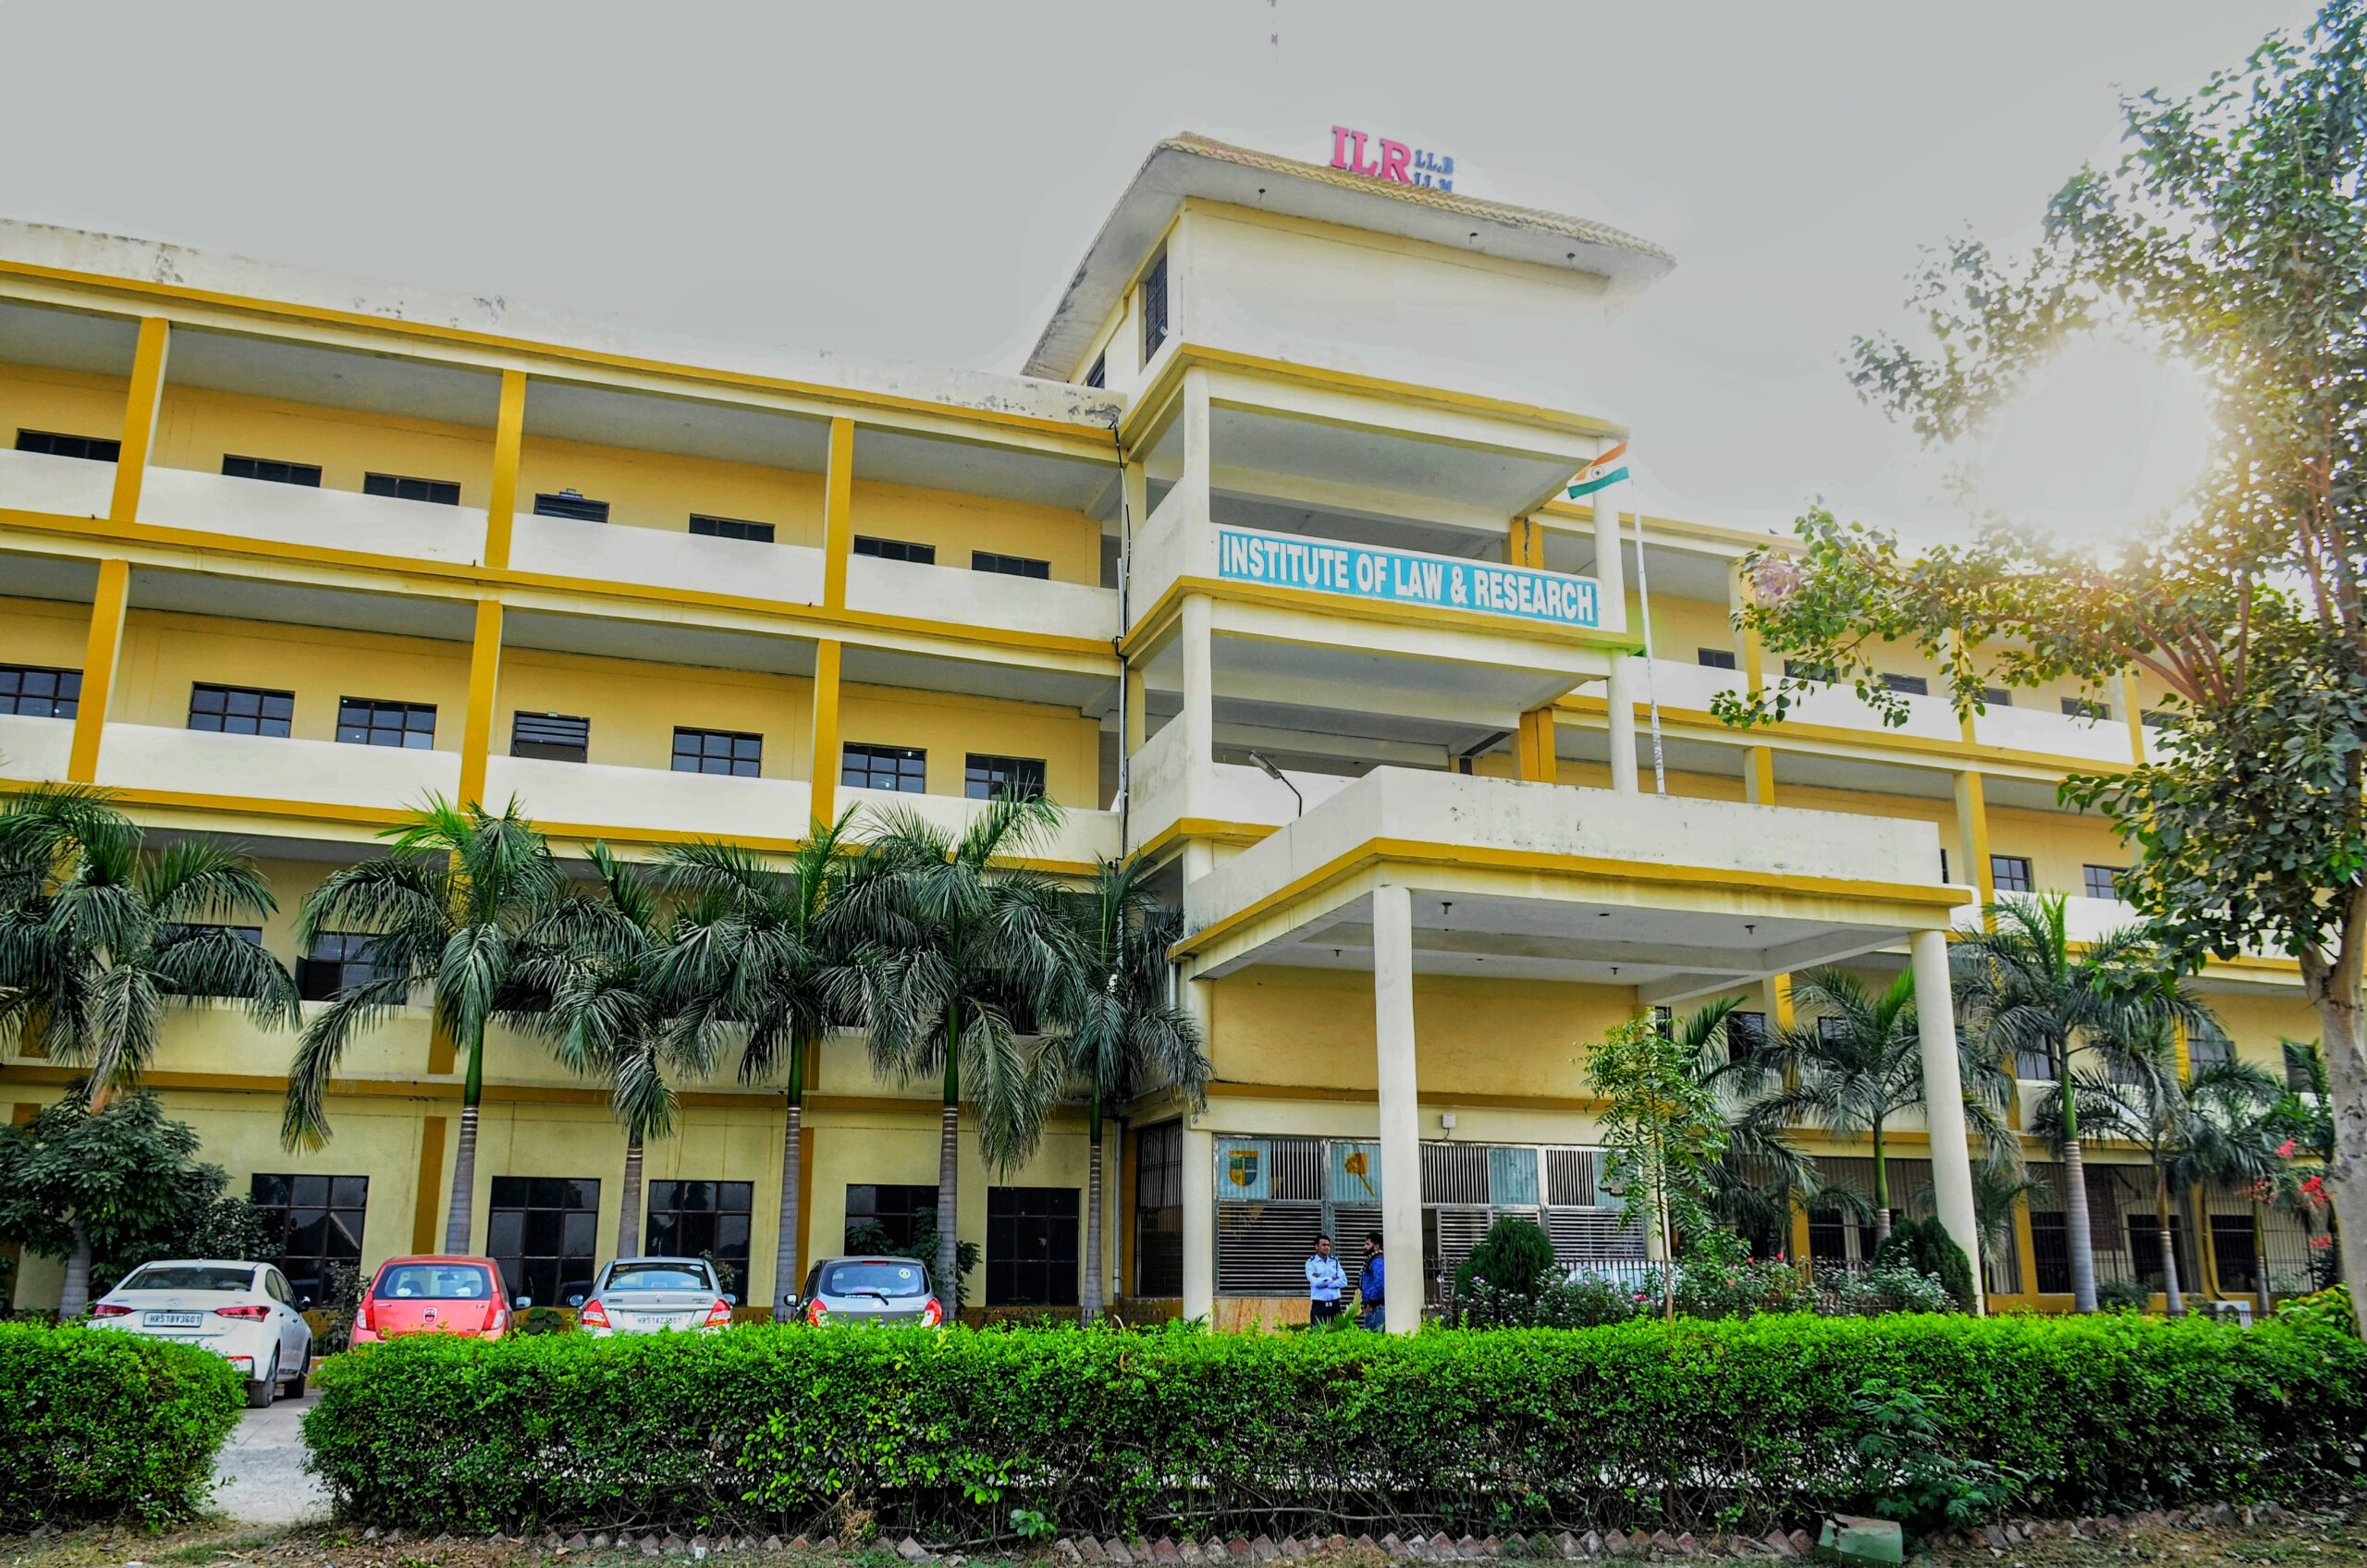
[1567,441,1629,499]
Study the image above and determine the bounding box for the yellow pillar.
[482,371,527,570]
[809,638,843,826]
[108,318,170,523]
[1954,770,1996,921]
[2121,672,2146,765]
[458,599,504,807]
[411,1117,449,1254]
[1508,515,1547,569]
[1729,562,1776,803]
[65,558,132,783]
[2013,1189,2042,1300]
[1515,706,1556,782]
[821,418,855,611]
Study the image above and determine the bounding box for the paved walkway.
[213,1390,331,1525]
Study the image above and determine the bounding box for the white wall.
[484,755,812,840]
[0,711,72,781]
[509,513,823,602]
[94,724,459,810]
[0,447,113,518]
[141,466,487,565]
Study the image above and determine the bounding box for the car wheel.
[247,1351,277,1410]
[283,1359,307,1399]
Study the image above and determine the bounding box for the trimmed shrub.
[1873,1219,1979,1313]
[0,1321,244,1528]
[303,1311,2367,1540]
[1453,1215,1558,1301]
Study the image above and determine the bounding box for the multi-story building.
[0,135,2321,1322]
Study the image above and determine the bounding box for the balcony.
[0,712,72,783]
[484,755,813,842]
[1126,717,1355,852]
[1973,702,2131,766]
[137,466,488,566]
[839,784,1122,866]
[508,512,822,603]
[92,725,460,813]
[0,446,115,520]
[844,554,1115,643]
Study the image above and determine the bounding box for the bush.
[0,1320,244,1529]
[2096,1277,2154,1313]
[1873,1219,1979,1313]
[303,1310,2367,1540]
[1454,1216,1558,1302]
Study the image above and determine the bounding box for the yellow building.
[0,135,2320,1321]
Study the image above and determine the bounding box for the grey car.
[789,1255,944,1326]
[570,1256,737,1335]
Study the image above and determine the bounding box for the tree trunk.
[616,1134,644,1259]
[445,1100,480,1255]
[1082,1104,1105,1326]
[1870,1123,1891,1249]
[935,1009,962,1306]
[2250,1200,2273,1321]
[2062,1137,2099,1314]
[58,1213,92,1319]
[2306,988,2366,1337]
[775,1094,803,1311]
[2155,1167,2184,1317]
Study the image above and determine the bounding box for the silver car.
[570,1256,737,1335]
[789,1255,944,1326]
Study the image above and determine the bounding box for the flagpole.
[1629,465,1667,794]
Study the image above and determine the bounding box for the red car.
[350,1255,521,1343]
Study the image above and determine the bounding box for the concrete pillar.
[1908,927,1986,1313]
[1181,1122,1215,1322]
[1371,884,1425,1332]
[1181,594,1214,818]
[1605,655,1640,794]
[1589,466,1627,635]
[1182,366,1213,521]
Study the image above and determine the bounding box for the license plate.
[144,1311,203,1328]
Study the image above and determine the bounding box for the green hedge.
[0,1321,245,1529]
[303,1314,2367,1540]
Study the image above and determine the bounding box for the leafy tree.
[1050,854,1208,1323]
[657,811,886,1306]
[0,786,297,1313]
[285,797,561,1253]
[833,794,1078,1292]
[0,1092,270,1305]
[1585,1013,1730,1321]
[1713,4,2367,1330]
[1949,896,2203,1310]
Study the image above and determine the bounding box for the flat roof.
[1025,132,1677,380]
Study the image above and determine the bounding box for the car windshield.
[821,1260,928,1297]
[605,1263,712,1292]
[119,1265,255,1292]
[374,1263,494,1301]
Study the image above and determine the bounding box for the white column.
[1909,927,1986,1314]
[1605,655,1640,794]
[1182,1121,1216,1321]
[1371,883,1425,1333]
[1182,365,1214,521]
[1181,594,1214,808]
[1589,463,1628,636]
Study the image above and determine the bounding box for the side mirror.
[780,1292,798,1310]
[723,1292,739,1307]
[567,1293,585,1308]
[514,1294,532,1311]
[298,1295,314,1312]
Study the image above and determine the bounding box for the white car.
[90,1258,315,1408]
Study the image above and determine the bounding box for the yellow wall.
[838,680,1101,806]
[851,478,1102,585]
[110,611,473,744]
[0,362,130,449]
[499,648,815,778]
[0,594,91,669]
[1986,803,2132,894]
[519,433,823,545]
[154,386,498,506]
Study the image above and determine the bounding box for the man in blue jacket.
[1356,1231,1386,1330]
[1304,1235,1347,1324]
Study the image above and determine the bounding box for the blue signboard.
[1215,525,1600,630]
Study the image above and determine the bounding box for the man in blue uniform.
[1357,1231,1386,1330]
[1305,1235,1347,1324]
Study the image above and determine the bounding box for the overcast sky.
[0,0,2315,542]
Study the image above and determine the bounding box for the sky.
[0,0,2316,545]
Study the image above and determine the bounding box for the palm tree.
[284,797,560,1254]
[656,811,887,1305]
[0,785,298,1315]
[1667,997,1825,1259]
[1951,892,2196,1313]
[518,845,719,1259]
[835,793,1078,1297]
[1050,854,1208,1322]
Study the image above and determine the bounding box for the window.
[487,1176,599,1307]
[0,664,80,718]
[1728,1011,1768,1054]
[1981,687,2014,708]
[2083,864,2128,901]
[511,712,590,764]
[964,753,1046,802]
[2062,695,2112,721]
[1784,658,1836,683]
[687,514,776,544]
[986,1185,1080,1307]
[222,455,321,487]
[2142,709,2178,730]
[2015,1034,2060,1083]
[852,535,936,565]
[2209,1213,2261,1292]
[2188,1020,2235,1072]
[2124,1212,2194,1293]
[533,491,609,523]
[249,1173,366,1305]
[1140,251,1169,361]
[1696,648,1737,671]
[362,472,460,506]
[337,697,435,749]
[1133,1121,1183,1298]
[2029,1210,2072,1293]
[2283,1040,2320,1092]
[188,682,293,738]
[1991,855,2033,895]
[1815,1015,1848,1047]
[972,550,1051,580]
[844,1183,940,1251]
[1083,352,1106,390]
[298,932,394,1002]
[672,727,762,778]
[1880,673,1929,695]
[843,742,926,793]
[644,1180,753,1290]
[16,429,118,462]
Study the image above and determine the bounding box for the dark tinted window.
[2083,864,2127,900]
[972,551,1050,580]
[122,1264,257,1292]
[223,455,322,486]
[644,1181,753,1286]
[1784,659,1836,683]
[602,1260,716,1292]
[1133,1121,1183,1297]
[672,728,762,778]
[986,1185,1079,1307]
[511,712,590,763]
[337,697,435,749]
[2188,1021,2235,1072]
[1881,673,1929,695]
[363,472,461,505]
[688,514,776,544]
[2062,696,2112,720]
[299,932,393,1002]
[1141,251,1169,361]
[1696,648,1736,671]
[533,492,609,523]
[1991,855,2034,895]
[188,683,293,738]
[487,1176,600,1306]
[250,1173,366,1303]
[373,1262,493,1301]
[843,742,926,792]
[964,753,1046,802]
[845,1183,938,1251]
[16,429,118,462]
[820,1258,931,1297]
[1981,687,2014,708]
[1083,353,1106,390]
[0,664,80,718]
[852,535,937,565]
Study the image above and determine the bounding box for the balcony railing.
[93,724,460,812]
[0,446,114,519]
[138,465,489,565]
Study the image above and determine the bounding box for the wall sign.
[1330,126,1457,191]
[1216,524,1600,630]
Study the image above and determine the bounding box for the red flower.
[2275,1139,2297,1159]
